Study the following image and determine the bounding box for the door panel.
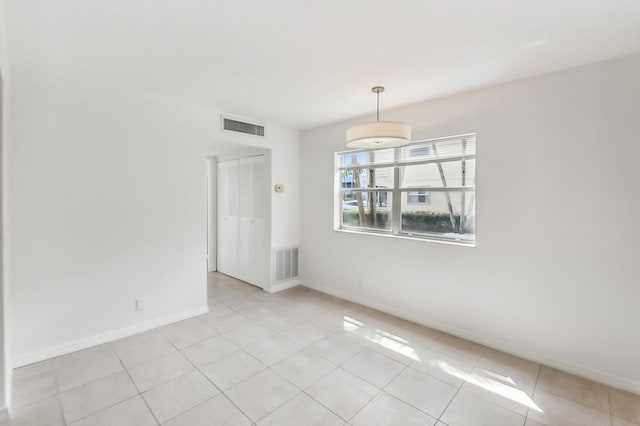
[216,159,239,277]
[217,154,266,288]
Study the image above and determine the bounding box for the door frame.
[208,146,272,290]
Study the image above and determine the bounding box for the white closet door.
[217,154,266,288]
[238,155,266,286]
[237,157,252,283]
[216,159,239,278]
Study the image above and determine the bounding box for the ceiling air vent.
[222,116,265,137]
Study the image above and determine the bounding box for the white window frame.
[334,133,476,246]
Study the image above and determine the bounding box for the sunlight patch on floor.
[465,369,543,412]
[366,329,420,361]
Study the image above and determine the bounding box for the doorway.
[206,143,271,290]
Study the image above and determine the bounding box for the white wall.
[6,70,302,366]
[7,79,213,366]
[0,0,9,415]
[300,53,640,393]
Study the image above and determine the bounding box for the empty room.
[0,0,639,425]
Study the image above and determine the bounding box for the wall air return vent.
[221,115,265,137]
[274,246,300,283]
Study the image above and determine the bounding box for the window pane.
[339,149,395,168]
[400,159,475,188]
[342,191,392,231]
[341,167,394,189]
[399,137,475,163]
[407,191,430,204]
[401,191,475,241]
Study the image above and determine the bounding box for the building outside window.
[407,191,430,204]
[335,134,476,245]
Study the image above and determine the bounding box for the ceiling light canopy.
[346,86,411,149]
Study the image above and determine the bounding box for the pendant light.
[346,86,411,149]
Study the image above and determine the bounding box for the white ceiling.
[6,0,640,130]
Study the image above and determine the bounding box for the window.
[409,146,429,157]
[407,191,430,204]
[335,134,476,245]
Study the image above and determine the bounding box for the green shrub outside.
[342,210,470,233]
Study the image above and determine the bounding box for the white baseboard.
[268,279,301,293]
[12,305,209,368]
[306,282,640,395]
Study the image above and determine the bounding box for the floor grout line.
[115,349,161,426]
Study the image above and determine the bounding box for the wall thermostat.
[274,184,284,193]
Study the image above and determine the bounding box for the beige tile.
[330,319,379,348]
[410,348,475,386]
[11,360,57,408]
[350,391,437,426]
[60,370,138,423]
[283,302,330,321]
[257,313,300,332]
[70,395,156,426]
[306,368,379,421]
[476,349,540,387]
[234,303,280,320]
[386,368,458,418]
[54,344,124,391]
[272,349,336,389]
[204,310,250,334]
[200,350,266,390]
[244,334,302,366]
[159,317,217,349]
[9,395,64,426]
[257,393,344,426]
[429,334,488,364]
[462,367,536,416]
[142,370,219,423]
[126,351,194,391]
[180,335,238,367]
[224,294,267,311]
[527,388,611,426]
[342,348,405,388]
[202,303,236,320]
[225,369,300,422]
[537,366,610,413]
[362,310,406,331]
[280,322,331,346]
[163,395,252,426]
[332,301,375,318]
[524,419,546,426]
[112,330,177,368]
[612,416,640,426]
[441,389,525,426]
[223,323,276,347]
[392,322,442,352]
[611,387,640,424]
[307,334,365,364]
[367,328,424,365]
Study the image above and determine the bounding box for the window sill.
[334,227,476,247]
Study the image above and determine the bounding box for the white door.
[216,159,239,278]
[238,155,266,285]
[217,154,266,287]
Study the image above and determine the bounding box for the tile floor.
[6,272,640,426]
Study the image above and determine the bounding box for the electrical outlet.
[136,297,146,311]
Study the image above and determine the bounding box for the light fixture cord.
[376,91,380,122]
